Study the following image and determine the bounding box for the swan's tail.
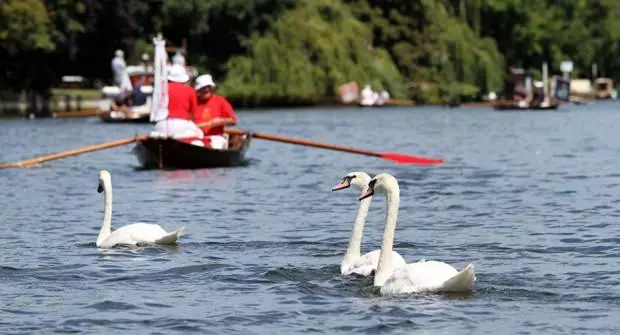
[155,227,185,245]
[441,263,476,292]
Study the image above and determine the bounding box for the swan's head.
[98,170,111,193]
[359,173,399,200]
[332,171,371,192]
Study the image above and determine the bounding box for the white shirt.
[111,56,126,86]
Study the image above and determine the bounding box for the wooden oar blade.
[379,152,444,165]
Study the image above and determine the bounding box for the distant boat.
[99,64,198,124]
[494,100,560,111]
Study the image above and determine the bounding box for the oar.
[0,135,147,169]
[224,128,443,165]
[0,123,443,169]
[0,121,213,169]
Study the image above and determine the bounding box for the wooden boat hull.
[133,133,251,169]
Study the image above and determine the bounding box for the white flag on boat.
[150,34,169,122]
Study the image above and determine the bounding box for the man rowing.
[193,74,238,149]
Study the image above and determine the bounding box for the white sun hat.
[194,74,216,90]
[167,64,189,83]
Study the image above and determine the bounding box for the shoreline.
[0,97,501,119]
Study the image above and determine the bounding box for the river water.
[1,103,619,334]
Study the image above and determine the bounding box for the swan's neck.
[374,191,399,287]
[342,193,371,269]
[97,181,112,246]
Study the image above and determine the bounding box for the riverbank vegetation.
[2,0,620,105]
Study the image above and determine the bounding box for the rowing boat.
[132,132,251,169]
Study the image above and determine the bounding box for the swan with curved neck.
[359,173,475,295]
[332,171,406,276]
[97,170,184,248]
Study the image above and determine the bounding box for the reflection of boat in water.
[133,132,251,169]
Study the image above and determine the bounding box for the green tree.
[344,0,504,103]
[219,0,407,106]
[0,0,54,55]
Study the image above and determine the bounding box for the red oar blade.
[379,152,444,165]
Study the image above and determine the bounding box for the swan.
[332,171,406,276]
[359,173,476,295]
[96,170,184,249]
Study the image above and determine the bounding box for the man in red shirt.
[151,64,203,140]
[194,74,237,148]
[167,64,197,120]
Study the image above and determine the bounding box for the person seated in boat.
[110,85,134,113]
[150,64,203,140]
[193,74,238,149]
[128,79,148,107]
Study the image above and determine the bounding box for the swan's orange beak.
[332,178,351,191]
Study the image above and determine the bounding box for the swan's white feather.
[379,260,476,295]
[342,249,406,276]
[96,170,184,249]
[368,173,477,295]
[336,171,409,278]
[97,222,181,248]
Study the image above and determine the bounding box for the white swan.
[332,171,406,276]
[96,170,184,249]
[359,173,476,295]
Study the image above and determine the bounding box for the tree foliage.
[3,0,620,105]
[219,0,407,105]
[0,0,54,55]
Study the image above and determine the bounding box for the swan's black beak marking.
[97,183,104,193]
[359,179,376,200]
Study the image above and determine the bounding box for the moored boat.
[99,65,154,123]
[132,132,251,169]
[494,100,560,111]
[99,106,151,123]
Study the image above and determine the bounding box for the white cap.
[194,74,216,90]
[115,49,124,57]
[167,64,189,83]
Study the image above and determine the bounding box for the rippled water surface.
[1,104,620,334]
